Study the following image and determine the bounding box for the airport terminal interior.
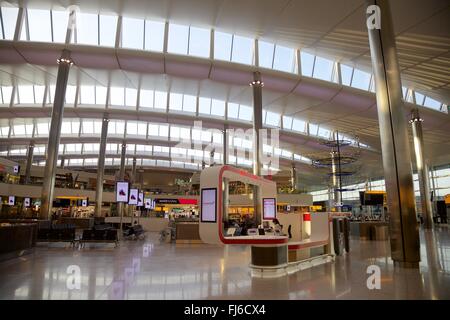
[0,0,449,300]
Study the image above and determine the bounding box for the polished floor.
[0,227,449,300]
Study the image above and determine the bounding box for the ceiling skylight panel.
[95,86,107,105]
[17,86,34,104]
[80,85,95,104]
[168,23,189,55]
[214,31,232,61]
[52,10,69,43]
[99,14,117,47]
[340,64,353,86]
[351,69,371,90]
[34,86,45,104]
[122,17,144,50]
[282,116,293,130]
[170,126,180,140]
[258,40,275,69]
[81,119,94,134]
[313,56,334,81]
[154,91,167,109]
[169,92,183,111]
[183,94,196,113]
[292,118,306,132]
[77,12,98,45]
[110,87,124,106]
[231,35,254,65]
[126,121,138,135]
[144,20,165,52]
[148,124,158,136]
[273,45,295,73]
[1,6,19,40]
[210,99,225,117]
[300,51,315,77]
[227,103,239,119]
[125,88,137,107]
[1,86,12,105]
[159,124,169,137]
[188,26,210,58]
[36,121,49,136]
[309,123,319,136]
[199,97,211,114]
[318,126,331,139]
[414,92,425,105]
[265,111,280,127]
[140,89,154,108]
[27,9,52,42]
[423,96,442,110]
[238,104,252,121]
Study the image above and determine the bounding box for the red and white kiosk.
[199,165,335,278]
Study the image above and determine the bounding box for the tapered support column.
[95,117,109,217]
[118,142,127,236]
[250,72,263,225]
[25,142,34,184]
[128,157,137,217]
[410,109,433,229]
[60,157,65,169]
[331,151,342,208]
[366,0,420,267]
[40,50,73,220]
[290,164,297,192]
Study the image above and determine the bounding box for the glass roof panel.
[28,9,52,42]
[313,56,334,81]
[214,31,232,61]
[231,35,254,65]
[199,97,211,114]
[1,6,19,40]
[168,23,189,55]
[423,96,441,110]
[351,69,371,90]
[169,92,183,111]
[80,85,95,104]
[210,99,225,117]
[34,86,45,104]
[17,86,34,104]
[110,87,124,105]
[300,51,315,77]
[140,89,154,108]
[52,10,69,43]
[122,17,144,50]
[273,45,295,73]
[65,85,77,104]
[188,26,210,58]
[144,20,165,52]
[125,88,137,107]
[183,94,196,113]
[282,115,292,130]
[154,91,167,109]
[292,118,306,133]
[265,111,280,127]
[340,64,353,86]
[227,103,239,119]
[238,104,252,121]
[258,40,274,69]
[95,86,107,105]
[77,12,98,45]
[99,14,117,47]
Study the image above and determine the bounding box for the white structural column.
[40,50,73,220]
[95,117,109,217]
[250,71,263,225]
[118,142,127,236]
[25,141,35,184]
[291,164,298,192]
[366,0,420,267]
[410,109,433,229]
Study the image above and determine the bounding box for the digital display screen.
[201,188,217,223]
[263,198,276,220]
[137,192,144,207]
[144,198,152,209]
[8,196,15,206]
[116,181,129,203]
[13,165,20,174]
[128,189,138,205]
[24,197,31,207]
[82,199,88,207]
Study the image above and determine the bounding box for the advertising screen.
[82,199,88,207]
[8,196,15,206]
[128,188,138,205]
[116,181,129,203]
[263,198,276,220]
[24,197,31,207]
[13,165,20,174]
[144,198,152,209]
[201,188,217,223]
[137,192,144,207]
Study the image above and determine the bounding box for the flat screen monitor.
[263,198,276,220]
[128,188,138,205]
[364,193,384,206]
[144,198,152,209]
[137,192,144,207]
[82,199,88,207]
[116,181,130,203]
[24,197,31,207]
[201,188,217,223]
[8,196,15,206]
[13,165,20,174]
